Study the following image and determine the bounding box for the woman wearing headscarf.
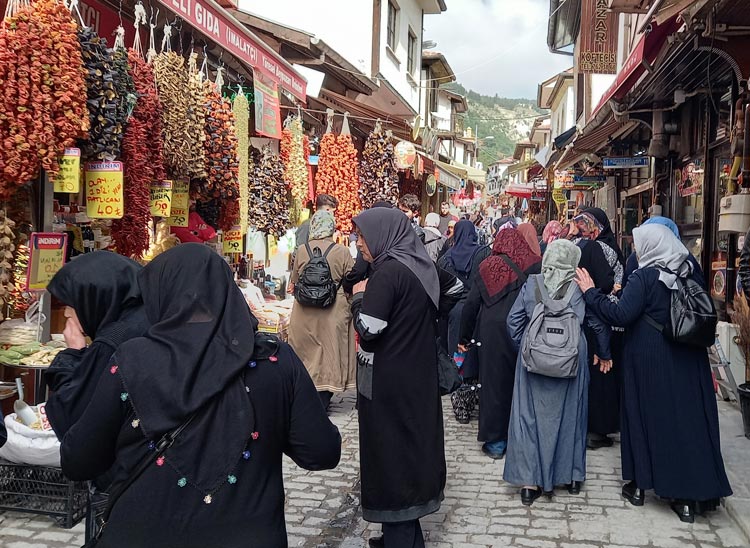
[45,252,149,438]
[458,228,541,459]
[59,244,341,547]
[423,212,446,262]
[504,240,611,505]
[577,225,731,523]
[572,211,620,449]
[541,220,564,254]
[289,210,356,410]
[517,222,542,256]
[622,216,683,288]
[351,208,445,548]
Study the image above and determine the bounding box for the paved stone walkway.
[1,393,748,548]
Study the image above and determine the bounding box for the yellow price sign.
[85,162,124,219]
[223,227,243,254]
[168,180,189,227]
[26,233,68,291]
[552,188,566,205]
[150,180,173,217]
[53,148,81,193]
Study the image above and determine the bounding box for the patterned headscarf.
[542,221,564,244]
[309,210,336,240]
[574,212,604,239]
[478,228,541,306]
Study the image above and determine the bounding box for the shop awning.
[507,159,538,176]
[451,161,486,185]
[435,161,462,190]
[505,180,548,199]
[592,16,681,116]
[153,0,307,102]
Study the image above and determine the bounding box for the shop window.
[387,1,398,52]
[675,158,705,257]
[407,29,417,75]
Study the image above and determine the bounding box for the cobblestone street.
[1,393,748,548]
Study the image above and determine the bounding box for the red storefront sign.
[78,0,144,47]
[157,0,306,102]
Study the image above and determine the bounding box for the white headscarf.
[542,239,582,299]
[424,212,443,238]
[633,224,691,289]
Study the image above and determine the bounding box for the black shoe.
[520,487,542,506]
[670,501,695,523]
[368,536,385,548]
[622,481,645,507]
[567,481,583,495]
[586,434,614,450]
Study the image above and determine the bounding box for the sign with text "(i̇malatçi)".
[579,0,618,74]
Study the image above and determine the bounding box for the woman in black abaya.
[59,244,341,547]
[351,208,445,548]
[45,252,149,438]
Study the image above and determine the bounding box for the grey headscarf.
[542,239,582,299]
[353,207,440,308]
[633,224,691,289]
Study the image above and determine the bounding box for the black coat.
[738,226,750,297]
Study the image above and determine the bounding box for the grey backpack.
[521,276,580,379]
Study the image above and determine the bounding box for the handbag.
[83,412,198,547]
[436,337,461,396]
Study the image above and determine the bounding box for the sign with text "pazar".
[579,0,618,74]
[85,162,124,219]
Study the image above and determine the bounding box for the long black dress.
[352,259,446,523]
[578,239,619,437]
[60,338,341,548]
[459,262,540,444]
[584,267,732,502]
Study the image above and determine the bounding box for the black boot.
[520,487,542,506]
[670,500,695,523]
[567,481,583,495]
[622,481,645,507]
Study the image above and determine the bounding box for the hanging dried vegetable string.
[0,0,88,193]
[185,52,207,179]
[281,116,308,225]
[359,123,399,209]
[232,89,249,235]
[110,25,166,259]
[248,145,289,239]
[315,111,360,233]
[0,210,15,311]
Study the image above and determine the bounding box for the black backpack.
[294,243,338,308]
[644,269,717,348]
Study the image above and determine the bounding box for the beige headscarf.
[542,239,582,299]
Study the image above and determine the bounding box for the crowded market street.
[1,395,748,548]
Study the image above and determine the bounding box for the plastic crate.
[0,458,87,528]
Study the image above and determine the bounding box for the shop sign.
[552,188,567,204]
[677,161,704,197]
[579,0,618,74]
[602,156,649,169]
[573,175,606,184]
[711,260,727,299]
[52,148,81,193]
[253,73,282,139]
[554,169,574,189]
[26,232,67,291]
[425,174,437,197]
[222,226,243,254]
[85,162,124,219]
[168,180,190,227]
[394,141,417,169]
[157,0,306,102]
[149,180,173,217]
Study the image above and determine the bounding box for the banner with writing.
[579,0,618,74]
[85,162,124,219]
[254,73,282,139]
[150,180,173,217]
[222,226,243,254]
[53,148,81,193]
[168,180,190,227]
[26,232,68,291]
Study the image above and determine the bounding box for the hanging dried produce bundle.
[77,27,122,161]
[359,124,399,209]
[196,79,240,232]
[0,210,15,311]
[248,145,290,238]
[195,198,220,230]
[112,46,137,132]
[153,51,192,177]
[281,116,308,225]
[233,92,249,235]
[185,53,207,179]
[10,242,30,316]
[315,128,361,233]
[0,0,88,192]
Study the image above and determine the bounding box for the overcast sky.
[423,0,572,99]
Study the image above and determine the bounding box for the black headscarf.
[584,207,625,266]
[444,219,478,275]
[116,244,258,491]
[353,208,440,308]
[47,252,142,339]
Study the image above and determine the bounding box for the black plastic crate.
[0,458,87,528]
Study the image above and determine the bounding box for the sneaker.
[481,440,506,459]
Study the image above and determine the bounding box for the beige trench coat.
[289,238,356,393]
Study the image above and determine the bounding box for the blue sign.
[573,175,607,183]
[603,157,649,169]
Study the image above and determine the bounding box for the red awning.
[592,15,681,116]
[505,181,547,199]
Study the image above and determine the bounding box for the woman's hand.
[457,344,468,354]
[575,268,595,293]
[594,354,613,374]
[353,280,368,294]
[63,318,87,350]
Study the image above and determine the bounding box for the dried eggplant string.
[248,145,290,239]
[359,122,399,209]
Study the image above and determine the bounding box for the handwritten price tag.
[150,180,173,217]
[26,232,68,291]
[168,180,189,227]
[85,162,124,219]
[53,148,81,193]
[223,227,243,254]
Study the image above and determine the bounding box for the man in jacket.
[397,194,426,244]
